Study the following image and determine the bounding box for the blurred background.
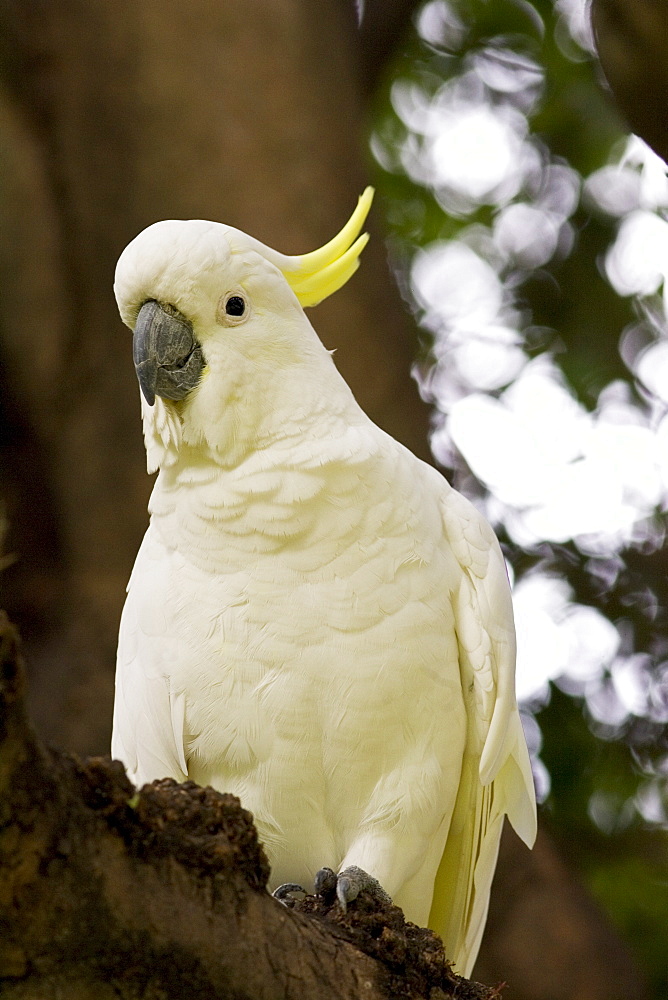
[0,1,666,997]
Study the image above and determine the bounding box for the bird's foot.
[272,882,307,908]
[314,865,392,913]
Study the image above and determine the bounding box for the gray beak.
[132,300,205,406]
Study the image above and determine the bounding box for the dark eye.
[225,295,246,317]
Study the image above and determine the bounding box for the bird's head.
[114,188,373,470]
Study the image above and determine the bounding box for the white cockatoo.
[112,188,536,977]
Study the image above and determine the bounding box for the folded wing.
[429,487,537,976]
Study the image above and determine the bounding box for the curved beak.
[132,300,204,406]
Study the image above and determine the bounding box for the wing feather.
[429,487,537,976]
[112,577,188,787]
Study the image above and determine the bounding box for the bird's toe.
[272,882,307,907]
[315,865,392,912]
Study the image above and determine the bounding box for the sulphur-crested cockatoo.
[112,188,536,976]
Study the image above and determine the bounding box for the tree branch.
[359,0,424,94]
[592,0,668,160]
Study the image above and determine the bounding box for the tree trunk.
[592,0,668,161]
[0,0,431,758]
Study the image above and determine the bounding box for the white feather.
[112,216,536,976]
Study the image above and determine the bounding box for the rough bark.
[0,613,497,1000]
[592,0,668,161]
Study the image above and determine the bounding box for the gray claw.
[272,882,307,907]
[314,866,338,897]
[336,875,354,912]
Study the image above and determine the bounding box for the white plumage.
[112,190,536,976]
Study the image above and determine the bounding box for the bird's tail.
[428,711,536,977]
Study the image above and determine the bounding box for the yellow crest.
[280,188,374,307]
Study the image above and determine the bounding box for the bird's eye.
[225,295,246,317]
[217,292,250,327]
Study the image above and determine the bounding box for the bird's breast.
[138,449,459,755]
[127,448,466,882]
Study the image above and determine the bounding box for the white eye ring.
[217,292,250,326]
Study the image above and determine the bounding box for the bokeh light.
[373,0,668,831]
